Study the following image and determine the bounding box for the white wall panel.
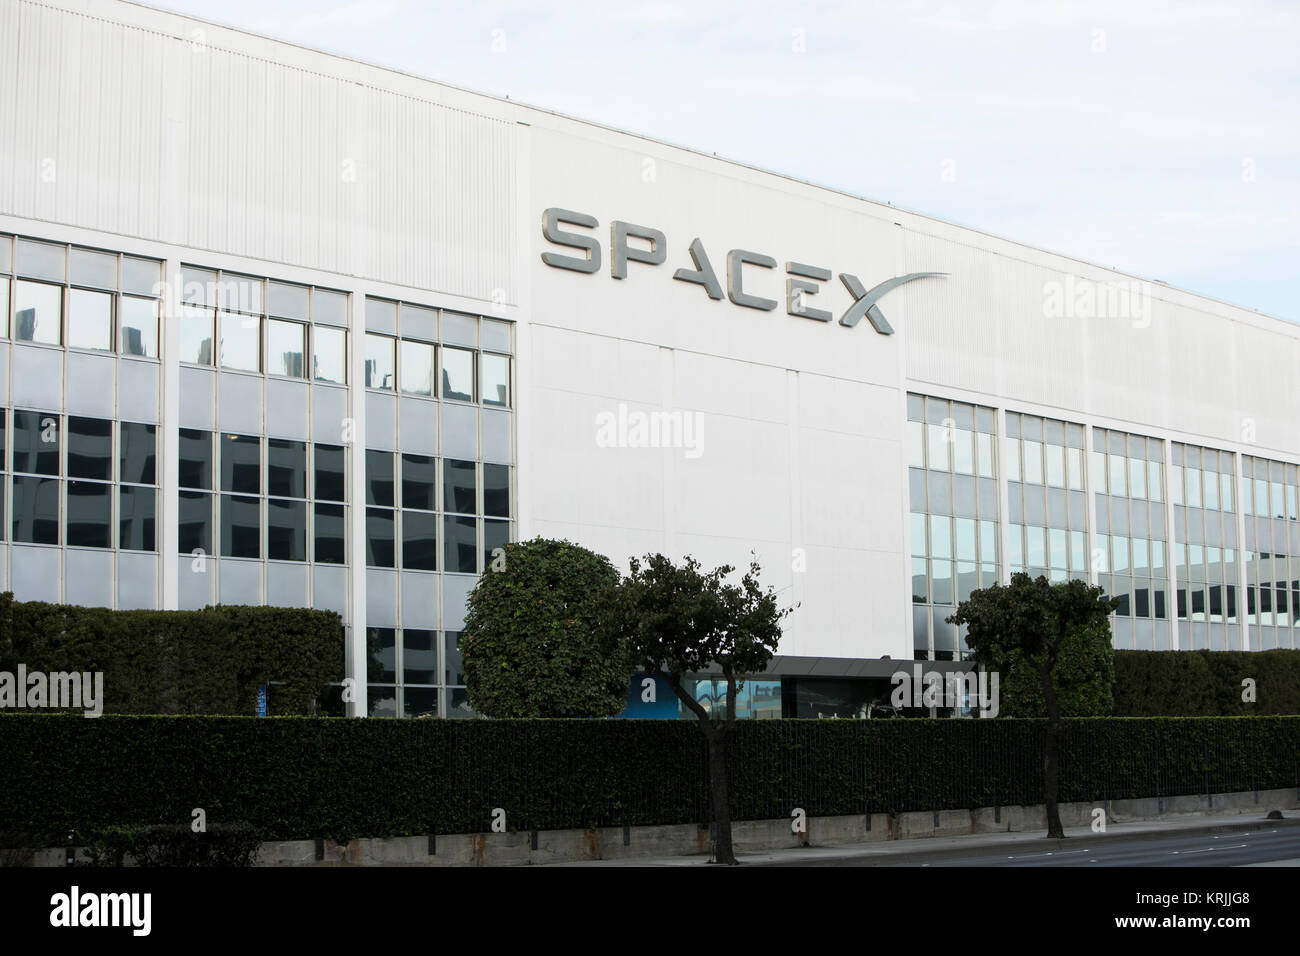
[0,0,518,304]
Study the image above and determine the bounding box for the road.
[855,826,1300,866]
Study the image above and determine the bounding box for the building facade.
[1,0,1297,718]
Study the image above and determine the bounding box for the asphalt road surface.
[890,827,1300,867]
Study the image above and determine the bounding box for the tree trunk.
[706,728,736,864]
[1039,662,1064,839]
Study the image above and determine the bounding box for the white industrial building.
[1,0,1296,718]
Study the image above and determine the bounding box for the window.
[444,459,476,514]
[441,346,474,402]
[69,248,117,289]
[179,429,214,489]
[366,507,395,567]
[314,444,346,502]
[401,454,437,511]
[402,510,439,571]
[267,439,306,498]
[13,410,60,475]
[365,334,395,390]
[365,451,395,507]
[180,306,214,364]
[267,319,305,378]
[483,464,510,517]
[444,515,477,573]
[403,630,438,685]
[120,296,158,358]
[120,423,157,485]
[13,280,62,344]
[484,518,510,570]
[221,434,261,495]
[120,485,156,552]
[0,277,8,338]
[16,239,65,281]
[68,417,112,480]
[67,480,111,548]
[314,503,345,564]
[12,476,59,544]
[220,494,261,558]
[68,288,113,351]
[268,498,306,561]
[313,326,346,384]
[179,492,213,554]
[219,312,261,372]
[399,340,435,396]
[482,353,510,407]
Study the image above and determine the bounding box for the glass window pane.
[365,450,394,506]
[179,429,213,489]
[930,515,952,559]
[366,507,395,567]
[483,463,510,518]
[121,257,161,297]
[912,556,927,602]
[976,433,995,478]
[1008,524,1024,569]
[1186,467,1202,508]
[444,515,478,573]
[1070,530,1085,571]
[444,631,465,685]
[13,280,62,344]
[219,312,261,372]
[1203,468,1219,509]
[955,517,976,561]
[120,424,157,486]
[120,296,159,358]
[403,686,440,720]
[401,509,439,570]
[267,439,306,498]
[482,353,510,407]
[364,334,395,390]
[1045,443,1064,487]
[1006,438,1020,482]
[1066,447,1082,490]
[484,518,510,570]
[1027,527,1046,566]
[16,239,65,281]
[221,434,261,495]
[367,627,396,684]
[1049,528,1067,569]
[313,326,347,384]
[1023,441,1043,484]
[180,306,215,364]
[181,267,215,306]
[66,480,111,549]
[67,288,113,350]
[0,277,8,338]
[911,513,926,556]
[220,494,261,558]
[313,502,345,564]
[221,275,263,315]
[314,444,346,502]
[403,629,438,685]
[1090,450,1106,494]
[907,421,924,468]
[178,490,212,555]
[1109,455,1126,497]
[267,319,305,377]
[70,248,117,289]
[13,410,61,475]
[267,281,309,320]
[444,459,476,514]
[401,453,437,511]
[1112,536,1129,573]
[268,498,307,561]
[928,424,949,472]
[441,346,475,402]
[1129,458,1146,500]
[312,289,348,326]
[119,485,156,551]
[1149,461,1163,502]
[12,475,60,544]
[67,416,112,480]
[979,520,996,564]
[399,340,435,396]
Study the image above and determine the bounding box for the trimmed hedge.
[1114,649,1300,716]
[82,823,263,867]
[0,593,343,715]
[2,714,1296,844]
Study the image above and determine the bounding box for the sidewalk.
[546,808,1298,866]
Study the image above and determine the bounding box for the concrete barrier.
[15,786,1298,866]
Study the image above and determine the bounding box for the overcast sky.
[151,0,1299,321]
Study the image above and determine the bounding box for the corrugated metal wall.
[0,0,519,303]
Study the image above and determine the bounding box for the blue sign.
[256,685,267,718]
[618,673,678,719]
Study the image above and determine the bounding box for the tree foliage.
[996,618,1116,718]
[949,573,1118,837]
[619,553,794,864]
[461,538,631,718]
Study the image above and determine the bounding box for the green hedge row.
[1114,649,1300,715]
[0,593,343,715]
[2,715,1296,844]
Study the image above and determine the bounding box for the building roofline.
[107,0,1294,328]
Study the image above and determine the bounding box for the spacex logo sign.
[541,207,946,334]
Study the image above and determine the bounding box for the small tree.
[997,618,1116,718]
[619,554,793,865]
[461,538,631,718]
[949,573,1118,838]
